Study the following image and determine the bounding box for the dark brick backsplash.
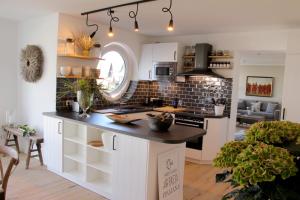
[56,76,232,115]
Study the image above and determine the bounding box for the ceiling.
[1,0,300,36]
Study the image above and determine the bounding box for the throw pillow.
[238,100,246,110]
[266,103,278,113]
[251,102,261,112]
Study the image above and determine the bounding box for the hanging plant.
[20,45,43,82]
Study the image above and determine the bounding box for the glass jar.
[64,38,75,56]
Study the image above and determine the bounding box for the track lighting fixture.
[129,3,139,32]
[85,14,99,38]
[107,9,119,37]
[162,0,174,32]
[82,0,176,36]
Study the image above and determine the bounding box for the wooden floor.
[3,154,230,200]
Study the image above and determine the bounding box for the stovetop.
[175,109,226,119]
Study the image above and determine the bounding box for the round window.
[97,51,126,93]
[97,42,136,102]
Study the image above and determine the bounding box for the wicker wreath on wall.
[20,45,43,82]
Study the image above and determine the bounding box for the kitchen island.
[43,112,206,200]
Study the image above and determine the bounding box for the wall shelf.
[183,55,195,59]
[56,76,103,80]
[208,67,232,69]
[58,54,104,61]
[209,55,233,59]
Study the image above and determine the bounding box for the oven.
[152,62,177,81]
[175,113,204,150]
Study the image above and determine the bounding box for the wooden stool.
[25,136,44,169]
[2,125,44,169]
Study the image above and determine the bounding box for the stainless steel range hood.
[178,43,223,78]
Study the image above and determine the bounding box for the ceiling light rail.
[81,0,158,16]
[82,0,174,37]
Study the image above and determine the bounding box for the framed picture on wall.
[246,76,274,97]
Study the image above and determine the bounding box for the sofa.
[237,99,281,121]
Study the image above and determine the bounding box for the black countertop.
[43,112,206,144]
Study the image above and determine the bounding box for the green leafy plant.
[213,121,300,200]
[18,125,36,137]
[246,121,300,145]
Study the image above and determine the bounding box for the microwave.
[152,62,177,81]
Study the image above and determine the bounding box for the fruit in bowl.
[146,112,174,132]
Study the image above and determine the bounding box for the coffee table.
[237,114,266,127]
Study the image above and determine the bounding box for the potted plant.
[212,98,226,116]
[61,78,105,117]
[213,121,300,200]
[75,33,95,56]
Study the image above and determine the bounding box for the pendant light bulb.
[167,19,174,32]
[108,26,114,37]
[134,20,139,32]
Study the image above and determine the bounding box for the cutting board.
[153,106,186,113]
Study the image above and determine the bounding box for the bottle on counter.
[172,95,179,108]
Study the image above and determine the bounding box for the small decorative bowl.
[60,66,72,76]
[147,113,174,132]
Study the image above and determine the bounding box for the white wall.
[17,13,59,138]
[238,65,285,102]
[0,18,18,137]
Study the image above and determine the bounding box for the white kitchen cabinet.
[201,118,228,162]
[282,54,300,122]
[43,116,63,173]
[112,133,149,200]
[138,43,179,80]
[153,43,178,62]
[138,44,153,80]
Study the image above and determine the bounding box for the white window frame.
[98,42,135,102]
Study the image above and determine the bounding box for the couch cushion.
[261,102,269,112]
[238,100,246,110]
[251,102,261,112]
[266,103,278,113]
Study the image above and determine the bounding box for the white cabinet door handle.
[174,51,177,61]
[113,135,117,150]
[58,122,62,134]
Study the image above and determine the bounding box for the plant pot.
[215,105,225,116]
[77,90,94,118]
[82,49,90,57]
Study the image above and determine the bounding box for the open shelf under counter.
[87,144,112,154]
[87,162,112,174]
[58,54,104,61]
[64,153,85,164]
[63,157,86,181]
[86,166,112,195]
[64,136,86,145]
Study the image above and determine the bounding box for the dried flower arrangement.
[75,33,95,56]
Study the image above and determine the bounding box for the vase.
[77,90,94,118]
[214,105,225,116]
[82,49,90,57]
